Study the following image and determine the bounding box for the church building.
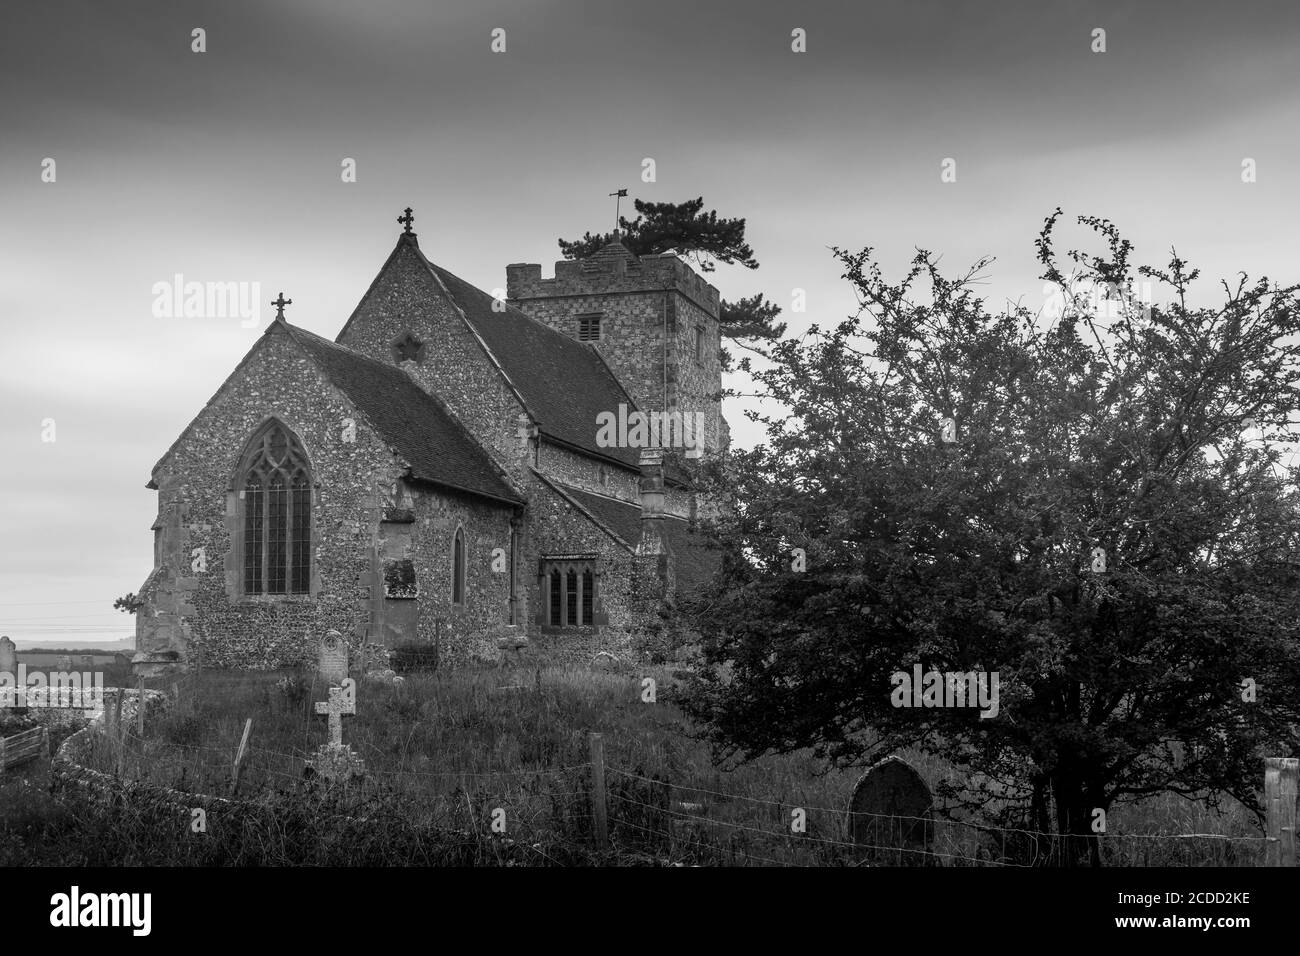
[134,210,724,671]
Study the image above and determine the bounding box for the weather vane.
[609,188,628,233]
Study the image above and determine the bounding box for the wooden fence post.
[231,718,253,796]
[1264,757,1298,867]
[0,734,7,775]
[111,687,123,738]
[590,732,608,850]
[112,689,126,778]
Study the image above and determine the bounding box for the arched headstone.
[317,631,348,686]
[0,636,17,677]
[848,755,933,865]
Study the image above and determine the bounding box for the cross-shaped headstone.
[272,292,292,320]
[398,207,415,234]
[315,685,355,746]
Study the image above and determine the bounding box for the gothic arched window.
[452,527,466,605]
[239,420,311,596]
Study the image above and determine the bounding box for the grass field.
[0,664,1269,866]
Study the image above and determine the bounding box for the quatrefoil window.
[394,332,425,363]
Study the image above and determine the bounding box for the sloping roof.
[556,484,721,594]
[417,254,643,470]
[582,239,642,272]
[281,323,522,505]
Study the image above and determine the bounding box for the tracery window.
[239,420,311,596]
[543,559,596,627]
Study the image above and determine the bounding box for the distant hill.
[18,646,133,656]
[9,639,135,653]
[20,650,127,667]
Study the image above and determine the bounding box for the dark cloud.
[2,0,1297,639]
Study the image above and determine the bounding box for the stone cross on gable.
[315,684,356,746]
[272,292,292,321]
[398,207,415,235]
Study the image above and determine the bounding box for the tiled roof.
[282,323,521,505]
[556,484,721,594]
[421,257,643,470]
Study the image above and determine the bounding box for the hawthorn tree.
[681,211,1300,865]
[559,197,785,371]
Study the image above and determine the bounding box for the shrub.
[0,708,38,736]
[271,674,310,706]
[159,711,206,748]
[383,691,424,725]
[383,559,418,598]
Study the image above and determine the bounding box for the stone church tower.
[506,240,729,455]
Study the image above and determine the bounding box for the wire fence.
[17,679,1278,867]
[599,765,1267,867]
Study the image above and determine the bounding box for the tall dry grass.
[2,664,1268,866]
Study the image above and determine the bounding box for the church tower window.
[576,313,602,342]
[238,420,312,596]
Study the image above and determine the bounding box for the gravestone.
[0,636,16,676]
[314,684,356,746]
[496,626,529,669]
[317,630,348,686]
[309,683,364,784]
[848,755,934,865]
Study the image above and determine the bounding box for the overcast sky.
[2,0,1297,644]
